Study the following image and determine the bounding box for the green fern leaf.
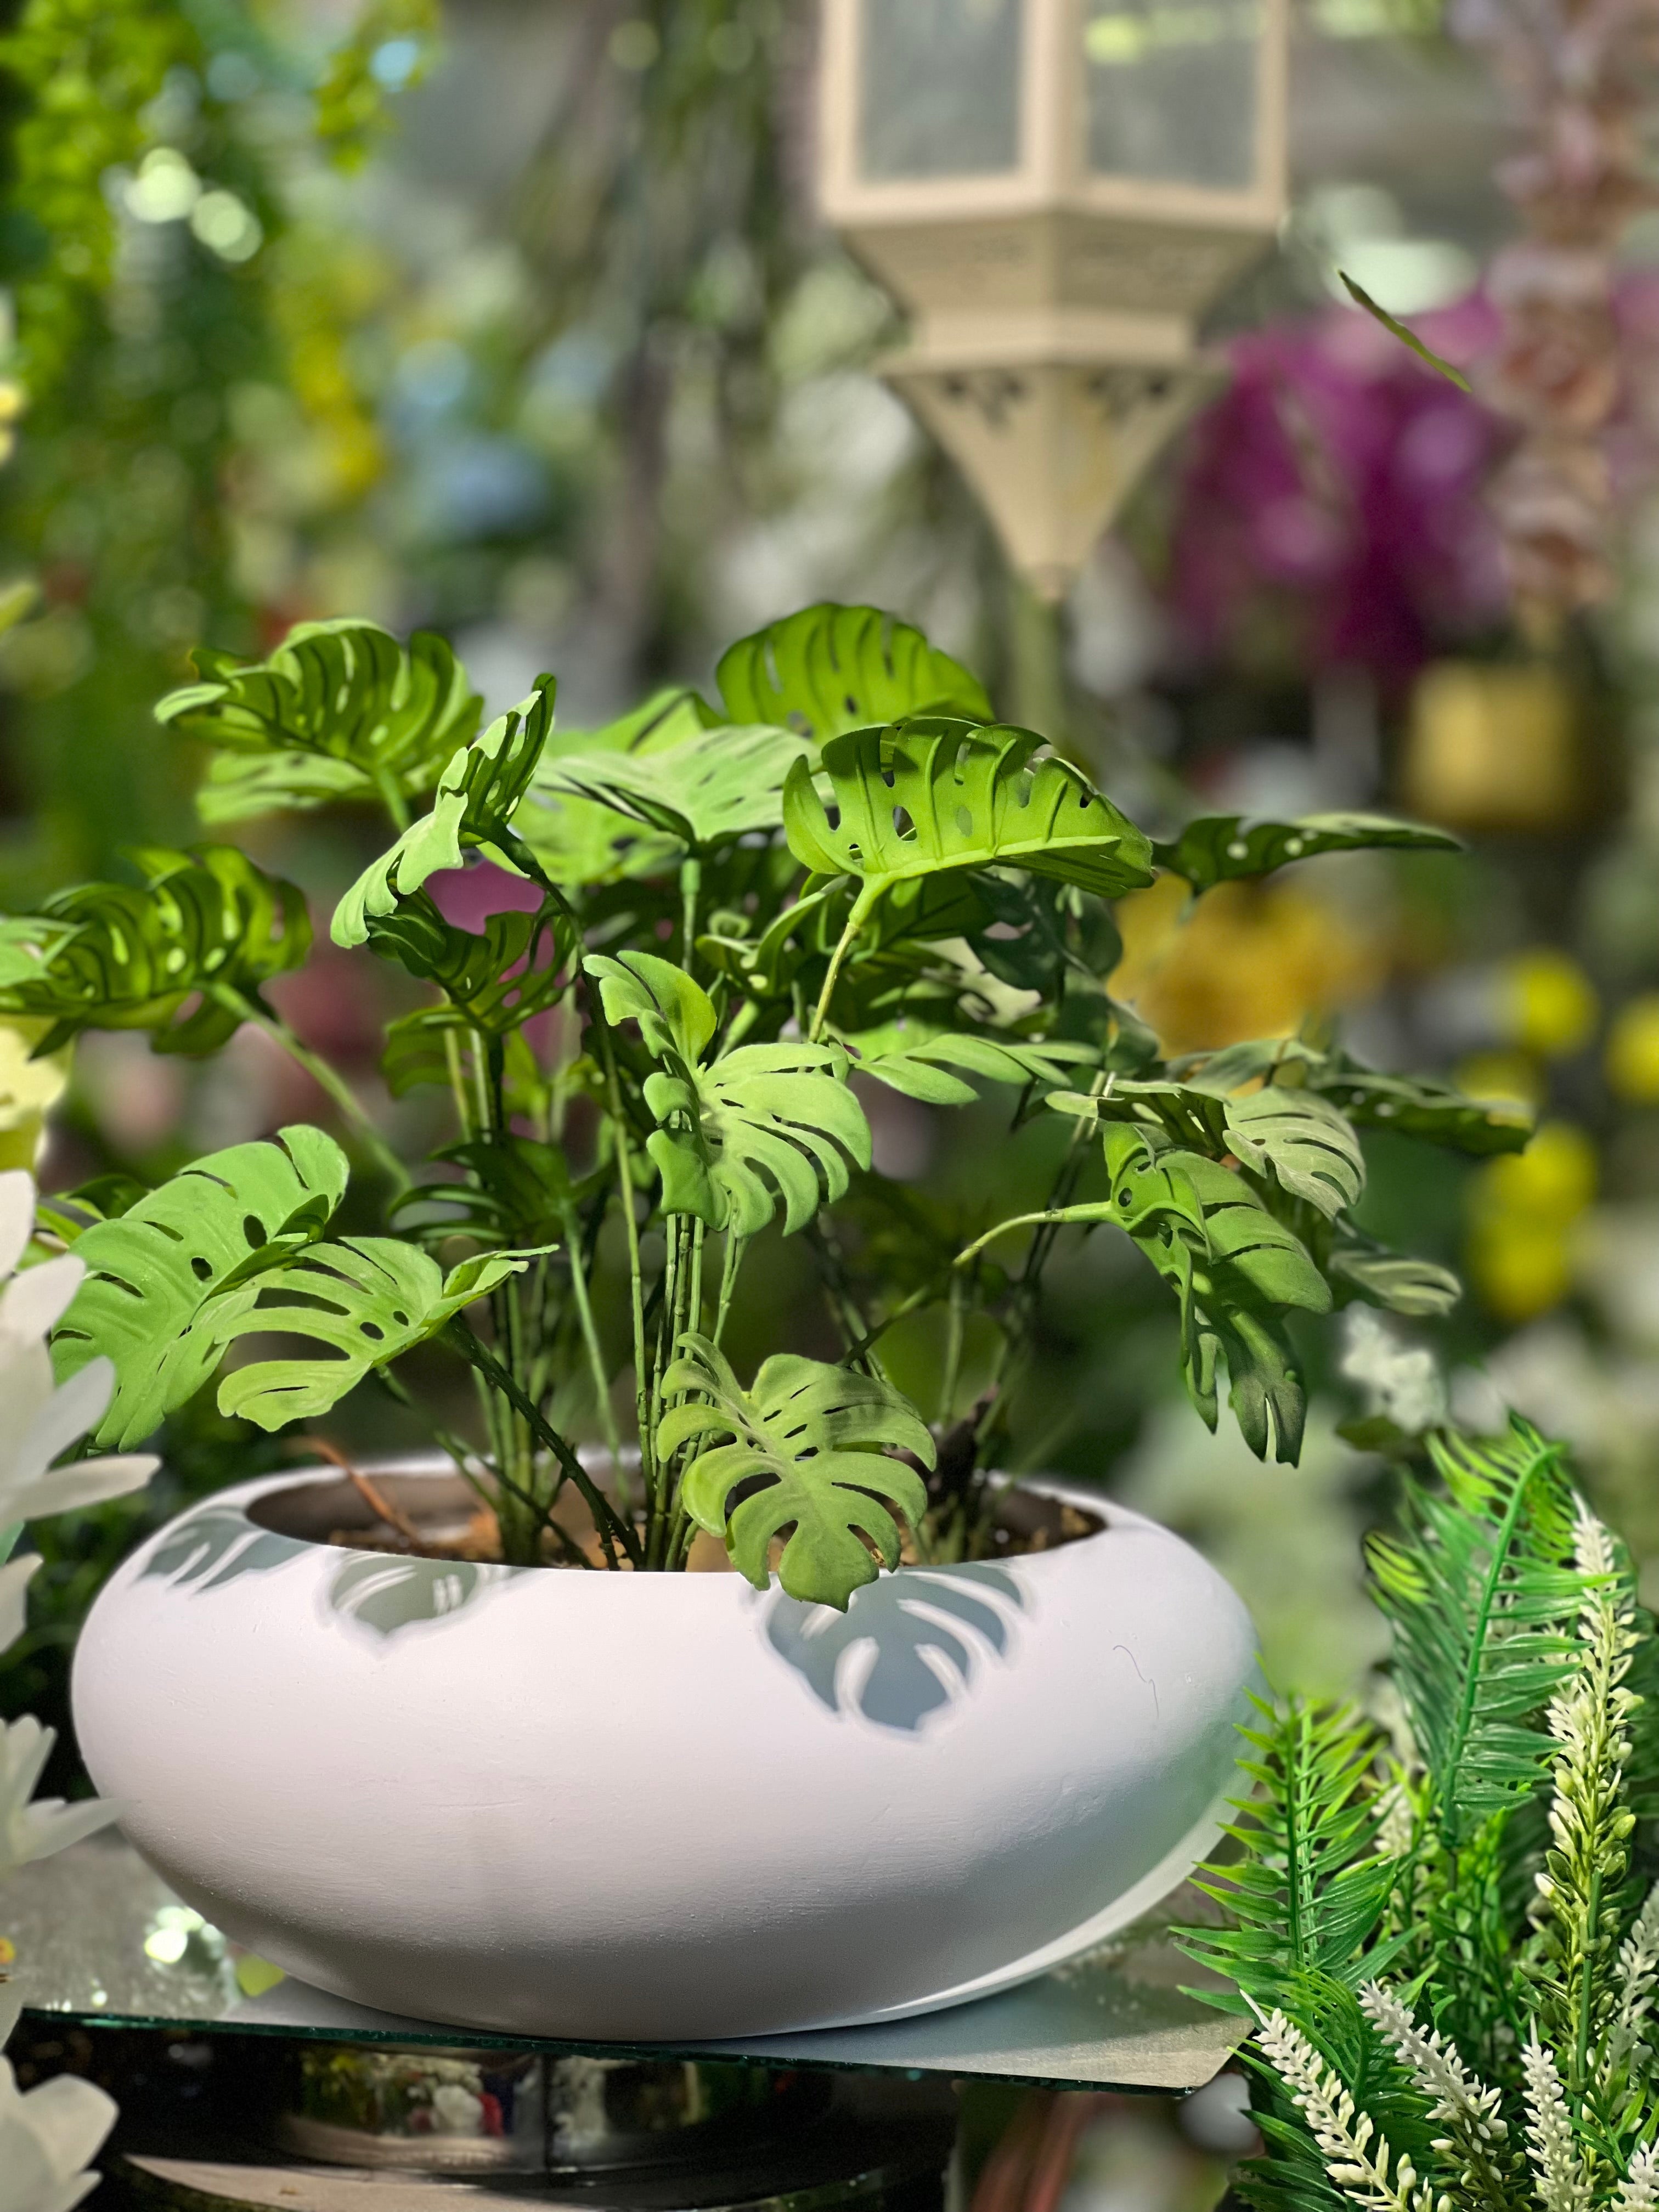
[782,719,1155,908]
[1367,1418,1589,1844]
[332,683,554,946]
[362,888,575,1034]
[591,951,871,1234]
[50,1127,349,1447]
[659,1333,934,1607]
[715,602,991,742]
[1153,812,1460,892]
[0,846,311,1054]
[216,1239,533,1428]
[157,619,482,822]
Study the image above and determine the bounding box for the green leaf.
[362,888,575,1033]
[659,1333,934,1608]
[1329,1241,1462,1316]
[591,951,871,1234]
[157,619,483,822]
[392,1136,592,1251]
[515,687,713,884]
[1224,1089,1365,1220]
[216,1239,532,1429]
[1152,812,1460,893]
[50,1127,349,1448]
[715,602,991,742]
[1367,1418,1589,1844]
[853,1031,1094,1107]
[532,721,814,853]
[1311,1052,1532,1156]
[0,846,311,1055]
[1339,273,1473,391]
[783,718,1155,905]
[332,682,555,946]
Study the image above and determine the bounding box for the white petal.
[20,2073,118,2183]
[0,1256,83,1345]
[0,1555,38,1652]
[0,2113,64,2212]
[0,1171,36,1284]
[2,1453,155,1527]
[18,1796,117,1865]
[0,1987,20,2051]
[0,1336,57,1456]
[4,1361,119,1506]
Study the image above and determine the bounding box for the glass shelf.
[9,1837,1242,2094]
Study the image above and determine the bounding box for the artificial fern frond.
[1367,1419,1590,1847]
[1181,1698,1402,2013]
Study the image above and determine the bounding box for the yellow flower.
[0,1017,72,1171]
[1466,1119,1596,1322]
[1501,949,1597,1059]
[1606,994,1659,1104]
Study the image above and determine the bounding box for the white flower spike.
[0,1989,118,2212]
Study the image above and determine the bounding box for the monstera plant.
[0,605,1528,1609]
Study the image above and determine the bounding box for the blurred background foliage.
[5,0,1659,1867]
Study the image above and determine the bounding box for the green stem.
[218,988,409,1190]
[955,1202,1111,1269]
[679,854,702,973]
[561,1203,624,1477]
[808,884,879,1043]
[713,1232,748,1347]
[372,1368,591,1569]
[592,985,655,1522]
[372,769,413,834]
[448,1321,641,1570]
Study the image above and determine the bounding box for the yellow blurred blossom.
[1110,874,1381,1056]
[1606,994,1659,1105]
[1501,948,1598,1058]
[0,1016,71,1171]
[1454,1051,1545,1112]
[1466,1119,1596,1323]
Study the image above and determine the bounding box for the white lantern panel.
[1084,0,1259,190]
[857,0,1025,182]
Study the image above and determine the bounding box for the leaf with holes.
[158,619,483,823]
[1152,811,1459,892]
[362,889,575,1034]
[533,721,814,851]
[784,718,1155,909]
[0,846,311,1056]
[1329,1240,1462,1316]
[392,1136,597,1252]
[332,684,554,946]
[1310,1051,1532,1156]
[1223,1088,1365,1220]
[50,1127,349,1447]
[216,1240,535,1428]
[715,602,991,743]
[659,1333,934,1608]
[591,951,870,1234]
[854,1031,1094,1107]
[516,687,713,883]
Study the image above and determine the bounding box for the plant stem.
[448,1321,641,1570]
[216,986,409,1190]
[372,769,413,834]
[954,1202,1110,1269]
[713,1231,747,1346]
[592,991,655,1523]
[679,854,702,972]
[808,884,879,1042]
[561,1203,623,1475]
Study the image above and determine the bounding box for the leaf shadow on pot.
[764,1564,1026,1731]
[142,1505,500,1640]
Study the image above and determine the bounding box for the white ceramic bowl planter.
[73,1462,1256,2042]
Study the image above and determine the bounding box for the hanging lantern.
[817,0,1289,599]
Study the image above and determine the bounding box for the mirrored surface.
[1085,0,1259,190]
[9,1837,1242,2092]
[857,0,1024,182]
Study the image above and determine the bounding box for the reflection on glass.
[858,0,1024,181]
[1085,0,1259,189]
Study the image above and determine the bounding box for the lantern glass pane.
[1085,0,1259,189]
[857,0,1024,180]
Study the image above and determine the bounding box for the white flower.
[0,1989,117,2212]
[0,1171,154,1531]
[0,1711,116,1881]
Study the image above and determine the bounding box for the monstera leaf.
[0,846,311,1055]
[591,952,870,1234]
[853,1031,1093,1107]
[1311,1051,1532,1156]
[533,721,814,853]
[362,889,575,1034]
[51,1127,349,1447]
[216,1240,532,1428]
[1329,1239,1462,1316]
[516,687,712,884]
[157,619,483,823]
[715,603,991,743]
[784,720,1154,911]
[393,1136,597,1251]
[1152,811,1459,892]
[1222,1088,1366,1220]
[659,1334,934,1607]
[333,683,554,946]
